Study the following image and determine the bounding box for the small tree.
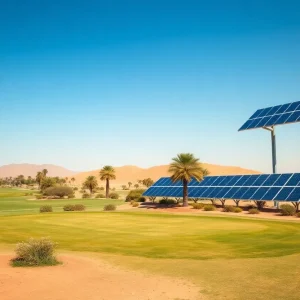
[121,185,127,190]
[83,176,98,195]
[128,182,132,188]
[99,166,116,198]
[142,178,154,187]
[168,153,206,207]
[134,183,139,189]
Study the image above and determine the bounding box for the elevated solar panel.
[238,101,300,131]
[143,174,300,202]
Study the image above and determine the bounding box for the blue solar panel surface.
[144,174,300,202]
[238,101,300,131]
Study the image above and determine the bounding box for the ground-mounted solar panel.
[143,174,300,202]
[238,101,300,131]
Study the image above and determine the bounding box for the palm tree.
[36,172,44,188]
[83,176,98,195]
[168,153,206,207]
[99,166,116,198]
[71,177,75,186]
[42,169,48,176]
[128,182,132,189]
[134,183,139,189]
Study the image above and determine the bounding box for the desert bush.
[95,193,105,198]
[68,194,75,199]
[247,204,256,210]
[191,203,204,209]
[203,204,216,211]
[43,186,74,198]
[280,204,296,216]
[132,202,139,207]
[233,207,243,213]
[10,238,59,267]
[35,195,43,199]
[248,208,260,214]
[138,196,146,202]
[109,192,119,199]
[223,205,235,212]
[296,212,300,218]
[125,189,146,202]
[99,187,105,191]
[103,204,116,211]
[82,193,90,199]
[73,204,86,211]
[40,205,53,213]
[159,199,176,206]
[73,187,78,191]
[63,204,75,211]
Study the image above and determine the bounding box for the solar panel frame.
[239,101,300,131]
[143,173,300,202]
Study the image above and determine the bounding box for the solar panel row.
[238,101,300,131]
[144,174,300,202]
[152,173,300,187]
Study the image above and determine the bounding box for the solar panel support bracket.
[262,126,277,174]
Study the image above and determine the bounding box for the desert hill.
[74,163,260,185]
[0,164,77,178]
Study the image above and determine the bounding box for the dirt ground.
[0,254,199,300]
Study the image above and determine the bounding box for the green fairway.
[1,188,300,299]
[0,188,124,215]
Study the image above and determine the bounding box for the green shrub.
[132,202,139,207]
[73,204,86,211]
[233,207,243,213]
[99,187,105,191]
[95,193,105,198]
[159,199,176,206]
[10,238,59,267]
[63,204,75,211]
[40,205,53,213]
[191,203,204,209]
[138,196,146,202]
[280,204,296,216]
[103,204,116,211]
[43,186,74,198]
[109,192,119,199]
[68,194,75,199]
[82,193,90,199]
[249,208,260,214]
[125,189,146,202]
[203,204,216,211]
[35,195,43,199]
[223,205,235,212]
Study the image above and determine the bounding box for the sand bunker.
[0,254,199,300]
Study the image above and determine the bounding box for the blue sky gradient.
[0,0,299,172]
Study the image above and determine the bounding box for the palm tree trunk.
[183,179,188,207]
[106,179,109,198]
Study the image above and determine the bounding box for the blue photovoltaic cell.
[240,188,258,199]
[261,187,281,200]
[287,188,300,201]
[286,173,300,186]
[250,187,270,200]
[262,174,279,186]
[273,174,293,186]
[238,101,300,131]
[273,187,294,201]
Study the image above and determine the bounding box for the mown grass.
[1,188,300,299]
[0,188,124,216]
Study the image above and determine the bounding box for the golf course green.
[1,188,300,300]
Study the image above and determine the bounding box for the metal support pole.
[271,126,277,174]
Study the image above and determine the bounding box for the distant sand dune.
[74,164,260,185]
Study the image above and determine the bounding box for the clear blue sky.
[0,0,299,173]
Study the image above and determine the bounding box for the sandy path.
[0,254,199,300]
